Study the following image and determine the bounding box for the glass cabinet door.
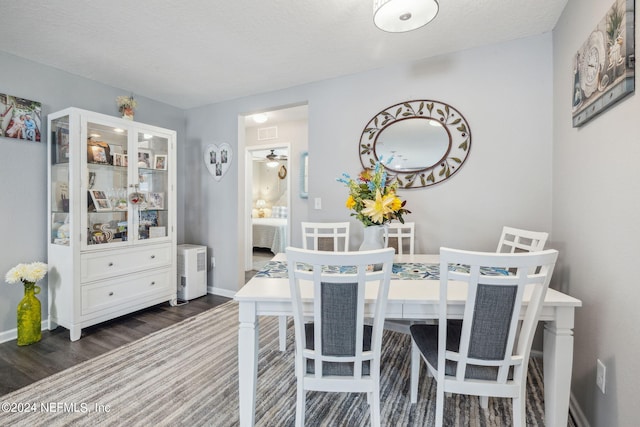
[134,131,169,241]
[84,121,130,247]
[50,115,71,245]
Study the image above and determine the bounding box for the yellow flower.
[391,196,402,211]
[346,195,356,209]
[361,189,395,224]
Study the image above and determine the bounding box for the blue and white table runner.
[254,261,510,280]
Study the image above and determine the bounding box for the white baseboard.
[208,286,235,299]
[0,320,49,344]
[530,349,585,427]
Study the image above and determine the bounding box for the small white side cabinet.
[47,108,177,341]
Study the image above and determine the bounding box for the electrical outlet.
[596,359,606,394]
[211,257,216,269]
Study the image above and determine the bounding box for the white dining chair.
[496,226,548,253]
[276,221,351,351]
[386,222,415,255]
[383,221,416,334]
[301,221,350,251]
[286,247,395,427]
[409,247,559,426]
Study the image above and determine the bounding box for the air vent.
[258,126,278,140]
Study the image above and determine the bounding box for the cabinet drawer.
[81,268,172,315]
[81,244,172,282]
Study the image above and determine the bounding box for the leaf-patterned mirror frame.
[359,100,471,189]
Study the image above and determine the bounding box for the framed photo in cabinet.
[87,141,111,164]
[55,127,70,163]
[137,149,152,169]
[147,192,165,209]
[89,189,112,211]
[113,153,125,167]
[154,154,167,170]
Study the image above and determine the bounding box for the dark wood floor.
[0,294,231,397]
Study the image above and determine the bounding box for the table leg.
[239,302,259,427]
[543,307,575,427]
[279,315,287,351]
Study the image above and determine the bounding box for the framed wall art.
[204,143,233,181]
[0,94,42,142]
[572,0,635,127]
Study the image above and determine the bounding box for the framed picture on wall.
[0,94,42,142]
[572,0,635,127]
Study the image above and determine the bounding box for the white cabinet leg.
[70,326,81,341]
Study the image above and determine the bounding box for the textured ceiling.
[0,0,567,109]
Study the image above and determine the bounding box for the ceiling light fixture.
[373,0,439,33]
[252,113,268,124]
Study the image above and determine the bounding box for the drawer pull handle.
[108,292,114,296]
[150,255,156,259]
[108,262,114,267]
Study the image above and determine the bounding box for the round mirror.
[359,100,471,188]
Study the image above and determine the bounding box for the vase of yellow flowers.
[5,262,48,346]
[337,159,410,250]
[116,95,137,120]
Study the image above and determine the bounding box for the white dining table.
[234,253,582,427]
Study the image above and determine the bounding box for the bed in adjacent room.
[252,207,288,254]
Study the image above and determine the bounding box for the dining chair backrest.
[496,226,548,254]
[301,221,350,251]
[286,246,395,427]
[386,222,415,255]
[409,247,558,426]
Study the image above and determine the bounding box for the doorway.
[245,143,291,272]
[239,104,308,277]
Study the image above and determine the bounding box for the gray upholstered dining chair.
[301,221,350,251]
[496,226,548,253]
[386,221,415,255]
[384,221,415,334]
[286,247,395,427]
[276,221,352,351]
[409,247,558,427]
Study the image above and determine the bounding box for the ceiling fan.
[265,149,288,162]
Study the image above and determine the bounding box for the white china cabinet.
[47,108,177,341]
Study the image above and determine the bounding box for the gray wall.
[0,12,616,424]
[0,52,185,339]
[184,33,554,297]
[553,0,638,425]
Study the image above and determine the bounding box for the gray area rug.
[1,301,564,426]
